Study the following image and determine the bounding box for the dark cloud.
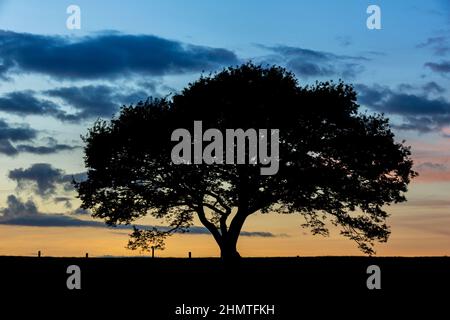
[8,163,86,197]
[46,85,148,121]
[392,82,445,95]
[0,139,18,156]
[259,45,368,79]
[0,124,78,156]
[9,164,64,197]
[0,85,150,122]
[0,195,38,218]
[0,118,36,141]
[0,90,62,117]
[0,119,38,155]
[0,214,106,227]
[15,143,76,154]
[424,60,450,75]
[417,36,450,55]
[0,30,238,80]
[165,227,279,237]
[0,196,106,227]
[0,195,277,237]
[355,84,390,106]
[15,140,78,154]
[356,84,450,133]
[356,84,450,115]
[239,231,278,237]
[377,93,448,115]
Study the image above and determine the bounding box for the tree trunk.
[220,235,241,262]
[218,205,251,264]
[196,201,250,264]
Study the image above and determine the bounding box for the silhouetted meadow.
[1,256,448,318]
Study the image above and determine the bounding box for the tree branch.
[195,205,223,246]
[205,191,232,214]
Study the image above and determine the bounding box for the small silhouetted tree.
[76,63,416,261]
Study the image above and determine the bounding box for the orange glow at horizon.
[1,203,449,258]
[1,176,449,258]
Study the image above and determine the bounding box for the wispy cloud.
[356,84,450,135]
[425,60,450,75]
[417,36,450,56]
[416,162,447,172]
[392,212,450,237]
[0,91,61,116]
[15,142,78,155]
[0,84,156,123]
[0,119,77,156]
[45,85,149,122]
[258,45,368,79]
[0,195,279,237]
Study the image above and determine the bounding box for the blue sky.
[0,0,449,256]
[0,0,447,90]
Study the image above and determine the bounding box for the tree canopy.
[76,63,416,260]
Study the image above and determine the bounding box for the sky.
[0,0,449,257]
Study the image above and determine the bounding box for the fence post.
[151,246,155,258]
[188,252,192,259]
[85,253,88,258]
[38,250,41,258]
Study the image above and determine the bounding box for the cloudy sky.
[0,0,449,257]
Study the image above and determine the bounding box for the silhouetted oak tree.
[76,63,416,261]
